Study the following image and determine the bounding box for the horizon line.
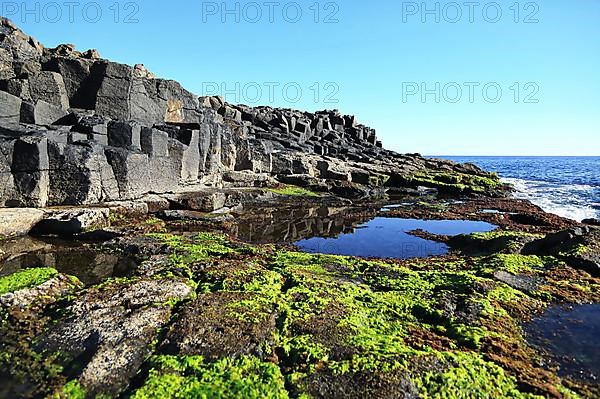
[425,155,600,158]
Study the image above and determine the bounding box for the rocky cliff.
[0,18,506,208]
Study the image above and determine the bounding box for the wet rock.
[582,218,600,226]
[104,235,172,261]
[0,208,45,236]
[156,209,233,223]
[164,191,226,212]
[302,369,418,399]
[36,278,192,397]
[448,232,538,256]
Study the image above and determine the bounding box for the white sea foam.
[503,178,599,222]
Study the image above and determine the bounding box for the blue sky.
[8,0,600,155]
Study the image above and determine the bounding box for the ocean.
[437,156,600,222]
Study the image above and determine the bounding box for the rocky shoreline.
[1,17,600,399]
[1,192,600,398]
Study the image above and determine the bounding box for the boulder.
[0,48,15,79]
[164,191,227,212]
[12,59,41,78]
[0,78,31,100]
[0,17,44,60]
[94,61,134,120]
[170,128,200,183]
[37,278,192,398]
[73,113,110,135]
[30,208,110,237]
[11,136,49,207]
[523,227,600,276]
[0,208,45,236]
[42,56,96,109]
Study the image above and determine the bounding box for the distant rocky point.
[0,17,507,208]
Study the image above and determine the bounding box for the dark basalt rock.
[0,18,506,209]
[523,227,600,276]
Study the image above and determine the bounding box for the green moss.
[108,212,126,224]
[225,268,285,324]
[149,233,236,270]
[480,254,548,275]
[414,352,544,399]
[0,268,58,295]
[144,216,163,226]
[410,171,505,194]
[559,244,591,257]
[268,185,320,197]
[132,355,289,399]
[131,235,582,398]
[470,231,543,241]
[55,380,86,399]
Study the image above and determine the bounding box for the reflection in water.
[233,205,496,259]
[232,205,377,244]
[0,237,137,286]
[296,217,496,259]
[524,304,600,383]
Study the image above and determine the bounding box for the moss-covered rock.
[0,268,58,296]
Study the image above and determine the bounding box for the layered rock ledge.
[0,17,506,211]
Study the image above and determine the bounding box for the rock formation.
[0,17,506,208]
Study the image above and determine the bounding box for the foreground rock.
[1,218,600,398]
[36,278,193,397]
[523,226,600,276]
[0,17,507,210]
[0,208,45,236]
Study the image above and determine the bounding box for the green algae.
[414,352,544,399]
[268,185,320,197]
[55,380,86,399]
[132,355,289,399]
[470,231,543,241]
[480,254,548,275]
[0,268,58,295]
[410,171,505,195]
[72,233,593,398]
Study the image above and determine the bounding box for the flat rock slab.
[30,208,109,237]
[37,277,193,398]
[0,208,45,237]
